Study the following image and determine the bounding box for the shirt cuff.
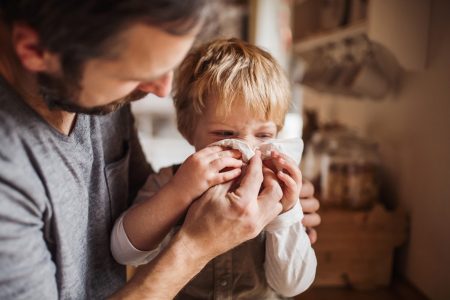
[265,200,303,233]
[111,213,160,266]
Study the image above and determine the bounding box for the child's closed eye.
[256,133,275,140]
[212,130,236,137]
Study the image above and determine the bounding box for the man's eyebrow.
[126,73,163,82]
[126,63,180,82]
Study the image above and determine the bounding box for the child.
[111,38,316,299]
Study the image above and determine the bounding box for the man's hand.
[110,153,287,300]
[177,151,283,261]
[300,179,321,244]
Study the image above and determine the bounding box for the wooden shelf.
[294,22,367,54]
[292,0,430,70]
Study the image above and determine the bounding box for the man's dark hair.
[0,0,211,81]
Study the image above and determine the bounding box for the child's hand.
[263,151,302,212]
[170,146,243,201]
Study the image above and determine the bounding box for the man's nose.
[137,71,173,97]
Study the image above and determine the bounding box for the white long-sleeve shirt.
[111,166,316,298]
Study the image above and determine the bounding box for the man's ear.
[12,23,58,73]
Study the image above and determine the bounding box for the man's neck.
[0,23,76,135]
[22,84,78,135]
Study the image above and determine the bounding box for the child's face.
[191,100,278,151]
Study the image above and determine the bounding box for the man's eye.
[212,131,235,137]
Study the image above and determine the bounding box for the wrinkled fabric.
[211,138,304,165]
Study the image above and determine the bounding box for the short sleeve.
[133,166,174,204]
[0,150,58,299]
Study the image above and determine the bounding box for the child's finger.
[202,146,242,159]
[211,157,243,171]
[262,157,277,172]
[213,168,242,185]
[262,151,284,173]
[277,171,299,211]
[211,148,242,160]
[266,151,302,190]
[274,155,302,185]
[214,149,242,160]
[262,166,278,188]
[277,170,298,195]
[199,145,225,155]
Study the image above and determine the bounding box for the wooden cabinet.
[313,205,408,289]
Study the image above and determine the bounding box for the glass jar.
[345,141,380,209]
[309,129,380,210]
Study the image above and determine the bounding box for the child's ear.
[12,23,59,73]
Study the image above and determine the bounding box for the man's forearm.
[109,232,208,300]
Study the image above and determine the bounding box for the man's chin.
[48,101,127,115]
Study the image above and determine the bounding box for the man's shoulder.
[0,95,44,208]
[0,96,39,162]
[0,114,37,184]
[0,78,36,136]
[0,104,26,155]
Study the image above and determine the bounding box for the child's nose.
[240,136,260,150]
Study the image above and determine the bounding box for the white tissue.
[211,139,255,162]
[211,138,304,165]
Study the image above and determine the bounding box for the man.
[0,1,320,299]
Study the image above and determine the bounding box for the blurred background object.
[131,98,194,171]
[293,1,450,299]
[302,124,381,210]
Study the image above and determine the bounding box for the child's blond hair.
[173,38,291,142]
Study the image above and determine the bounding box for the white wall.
[251,0,290,70]
[302,1,450,298]
[251,0,304,139]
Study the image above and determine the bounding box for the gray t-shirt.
[0,77,152,299]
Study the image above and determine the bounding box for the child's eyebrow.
[208,121,233,127]
[258,123,277,129]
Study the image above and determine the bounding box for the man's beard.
[37,73,149,115]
